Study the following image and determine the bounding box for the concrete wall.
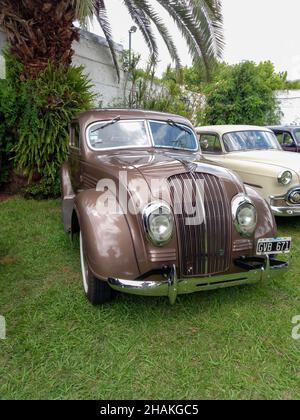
[0,27,127,106]
[276,90,300,125]
[72,30,127,106]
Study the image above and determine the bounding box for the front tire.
[79,232,113,305]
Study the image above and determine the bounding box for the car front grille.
[168,172,232,277]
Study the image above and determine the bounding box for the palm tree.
[0,0,223,80]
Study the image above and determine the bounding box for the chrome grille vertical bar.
[168,173,231,277]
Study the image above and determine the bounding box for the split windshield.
[88,119,198,151]
[223,130,281,152]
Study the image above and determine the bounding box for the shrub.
[22,173,61,200]
[0,53,96,188]
[0,79,16,186]
[199,61,282,126]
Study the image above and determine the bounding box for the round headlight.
[278,170,292,186]
[289,189,300,204]
[143,202,174,246]
[232,196,257,237]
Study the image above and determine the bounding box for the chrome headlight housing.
[288,188,300,204]
[278,170,292,186]
[232,195,257,237]
[143,202,174,247]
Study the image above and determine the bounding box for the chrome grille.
[168,172,232,277]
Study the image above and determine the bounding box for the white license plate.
[256,237,292,255]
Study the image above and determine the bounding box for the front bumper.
[270,186,300,216]
[270,205,300,216]
[108,257,290,304]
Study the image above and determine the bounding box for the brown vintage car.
[61,109,291,305]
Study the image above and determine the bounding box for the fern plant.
[2,55,96,181]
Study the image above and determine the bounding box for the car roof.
[268,125,300,131]
[76,108,193,128]
[195,125,273,135]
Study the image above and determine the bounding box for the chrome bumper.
[270,187,300,216]
[108,257,290,304]
[271,205,300,217]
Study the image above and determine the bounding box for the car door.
[275,130,297,152]
[199,132,226,162]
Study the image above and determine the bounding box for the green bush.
[22,173,61,200]
[0,79,15,186]
[199,61,282,126]
[0,53,96,187]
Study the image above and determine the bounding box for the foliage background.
[198,61,283,125]
[0,53,95,196]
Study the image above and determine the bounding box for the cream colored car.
[196,125,300,216]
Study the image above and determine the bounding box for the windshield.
[149,121,198,151]
[87,119,198,151]
[293,129,300,144]
[88,120,149,150]
[223,130,281,152]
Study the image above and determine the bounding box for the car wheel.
[79,231,113,305]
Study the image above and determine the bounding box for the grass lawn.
[0,197,300,400]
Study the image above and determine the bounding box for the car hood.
[93,149,244,201]
[226,150,300,174]
[95,149,239,182]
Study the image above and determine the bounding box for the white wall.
[276,90,300,125]
[72,30,127,106]
[0,28,127,106]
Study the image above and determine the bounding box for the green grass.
[0,197,300,400]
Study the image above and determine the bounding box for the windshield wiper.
[167,119,191,135]
[91,116,121,133]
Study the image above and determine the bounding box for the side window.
[274,131,284,145]
[275,131,294,146]
[70,123,80,149]
[199,134,222,154]
[283,132,294,146]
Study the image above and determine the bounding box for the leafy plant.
[117,54,196,122]
[1,54,96,181]
[0,78,16,186]
[199,61,282,126]
[0,53,95,197]
[22,173,61,200]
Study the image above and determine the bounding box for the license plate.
[256,237,291,255]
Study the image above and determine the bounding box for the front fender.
[245,185,277,241]
[75,189,139,281]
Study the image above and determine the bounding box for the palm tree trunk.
[0,0,79,79]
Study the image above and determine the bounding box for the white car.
[195,125,300,216]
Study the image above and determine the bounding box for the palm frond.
[188,0,224,58]
[94,0,121,82]
[130,0,181,68]
[155,0,222,79]
[71,0,94,24]
[123,0,158,61]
